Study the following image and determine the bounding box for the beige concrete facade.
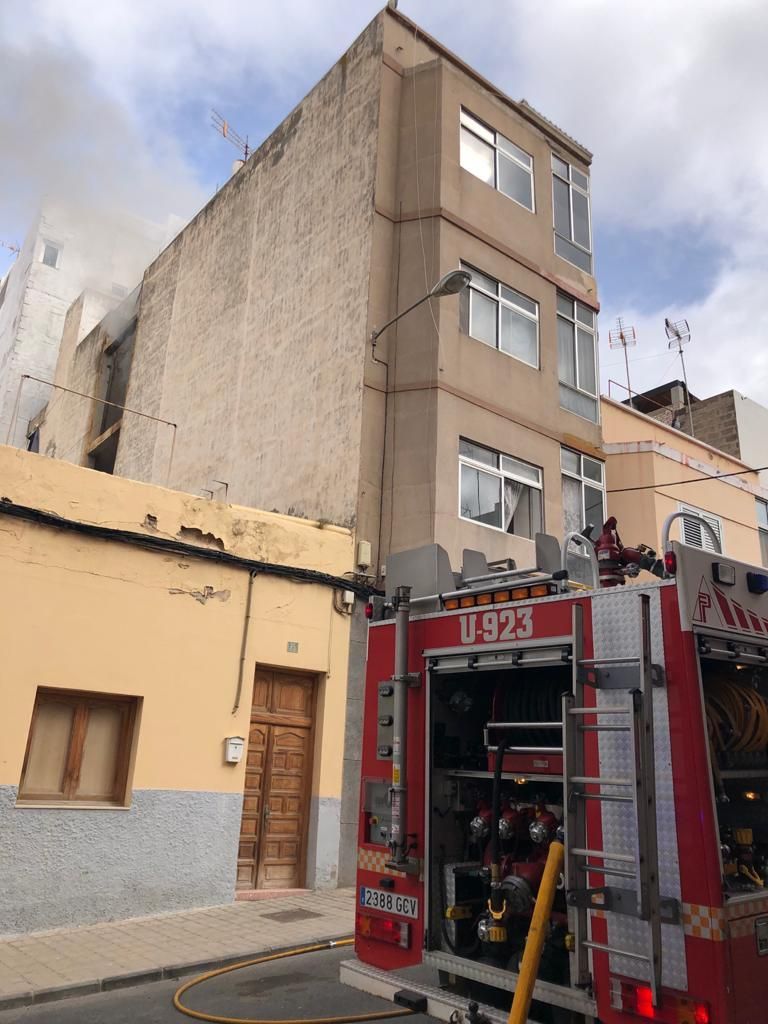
[602,397,767,567]
[0,446,354,934]
[42,7,600,569]
[37,8,602,885]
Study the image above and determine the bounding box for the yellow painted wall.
[0,447,353,801]
[602,398,764,565]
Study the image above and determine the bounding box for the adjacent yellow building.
[0,446,356,936]
[602,397,768,567]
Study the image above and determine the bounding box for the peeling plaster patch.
[168,586,231,605]
[143,513,158,530]
[178,526,225,550]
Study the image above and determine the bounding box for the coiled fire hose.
[706,676,768,755]
[172,937,415,1024]
[705,676,768,799]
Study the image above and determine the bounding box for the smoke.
[0,40,204,279]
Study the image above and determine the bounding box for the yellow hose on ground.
[172,937,415,1024]
[507,841,565,1024]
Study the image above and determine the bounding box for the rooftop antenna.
[1,240,20,257]
[665,317,695,437]
[211,110,250,163]
[608,316,637,408]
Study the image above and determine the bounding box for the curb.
[0,934,353,1014]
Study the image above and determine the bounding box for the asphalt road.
[0,947,432,1024]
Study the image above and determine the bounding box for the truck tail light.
[357,913,410,949]
[610,979,709,1022]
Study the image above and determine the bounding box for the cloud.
[3,1,379,113]
[2,0,766,405]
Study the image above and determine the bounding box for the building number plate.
[359,886,419,919]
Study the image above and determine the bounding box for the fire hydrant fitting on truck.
[341,515,768,1024]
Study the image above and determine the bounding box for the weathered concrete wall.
[0,447,353,934]
[38,290,118,463]
[115,21,384,527]
[688,391,740,458]
[0,204,169,448]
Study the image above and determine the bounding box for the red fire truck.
[341,514,768,1024]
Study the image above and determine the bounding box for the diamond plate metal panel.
[440,862,479,949]
[591,586,687,991]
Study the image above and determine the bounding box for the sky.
[1,0,767,404]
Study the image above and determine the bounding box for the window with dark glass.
[460,109,535,212]
[557,293,598,422]
[757,499,768,567]
[41,242,60,269]
[459,439,543,539]
[561,447,605,537]
[460,264,539,368]
[552,155,592,273]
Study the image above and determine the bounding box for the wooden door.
[236,670,315,891]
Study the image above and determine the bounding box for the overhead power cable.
[608,465,768,494]
[0,499,376,598]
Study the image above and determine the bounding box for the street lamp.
[370,269,471,354]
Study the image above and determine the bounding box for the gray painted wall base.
[306,796,341,889]
[338,604,367,886]
[0,787,243,937]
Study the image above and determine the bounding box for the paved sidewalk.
[0,888,355,1011]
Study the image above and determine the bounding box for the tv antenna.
[608,316,637,408]
[211,110,250,162]
[665,317,695,437]
[1,240,20,257]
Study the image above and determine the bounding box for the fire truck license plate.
[359,886,419,918]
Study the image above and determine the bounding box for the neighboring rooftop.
[622,380,700,415]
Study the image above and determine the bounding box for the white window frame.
[40,240,61,269]
[561,447,606,532]
[459,439,543,538]
[460,108,535,213]
[678,502,724,552]
[551,155,592,273]
[757,499,768,567]
[461,263,539,369]
[557,293,599,423]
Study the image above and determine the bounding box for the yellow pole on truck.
[507,840,565,1024]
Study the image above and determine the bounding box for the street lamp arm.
[370,292,432,346]
[369,268,471,350]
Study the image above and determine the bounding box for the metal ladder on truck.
[562,594,667,1007]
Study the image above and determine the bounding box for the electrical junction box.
[364,779,392,846]
[224,736,245,763]
[357,539,372,570]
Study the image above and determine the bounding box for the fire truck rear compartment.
[427,663,574,1019]
[699,653,768,893]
